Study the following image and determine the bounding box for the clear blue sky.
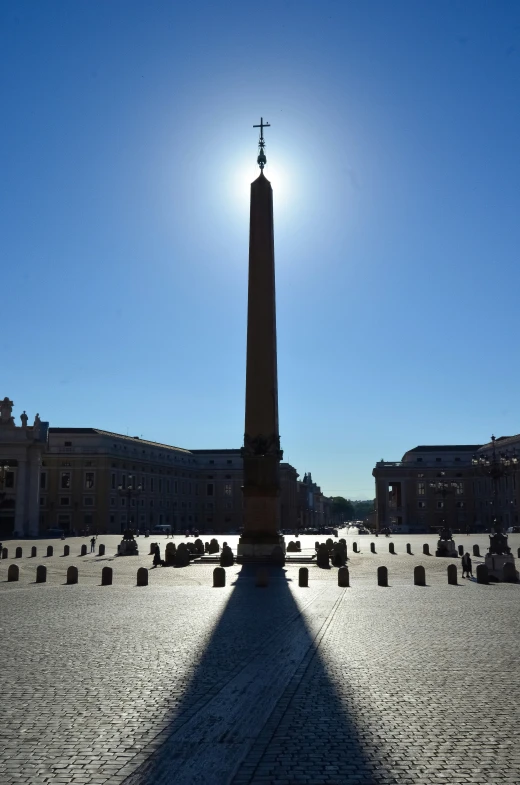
[2,1,520,499]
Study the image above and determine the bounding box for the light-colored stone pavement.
[1,531,520,784]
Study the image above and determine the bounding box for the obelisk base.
[237,535,286,562]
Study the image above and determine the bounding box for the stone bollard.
[15,546,22,559]
[503,562,517,583]
[458,544,464,556]
[137,567,149,586]
[36,565,47,583]
[213,567,226,587]
[338,566,350,587]
[101,566,113,586]
[476,564,488,584]
[66,565,78,584]
[414,565,426,586]
[256,568,269,588]
[447,564,458,585]
[389,542,395,554]
[370,542,376,554]
[298,567,309,587]
[98,544,105,556]
[353,541,358,553]
[377,566,388,587]
[80,544,87,556]
[63,544,70,556]
[31,546,37,558]
[518,547,520,559]
[406,543,412,555]
[2,547,7,559]
[473,544,480,557]
[422,543,430,556]
[8,564,19,582]
[46,545,53,557]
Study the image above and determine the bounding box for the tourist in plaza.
[90,536,96,553]
[462,552,473,579]
[152,543,162,568]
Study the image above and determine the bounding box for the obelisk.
[237,118,285,561]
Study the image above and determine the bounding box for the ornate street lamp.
[118,475,142,535]
[429,472,459,537]
[472,435,518,556]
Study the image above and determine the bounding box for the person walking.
[152,543,162,568]
[90,536,96,553]
[461,552,473,579]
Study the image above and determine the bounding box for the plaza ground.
[1,530,520,784]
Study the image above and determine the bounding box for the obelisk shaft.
[239,172,284,556]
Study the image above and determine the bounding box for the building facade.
[373,445,481,533]
[0,396,329,538]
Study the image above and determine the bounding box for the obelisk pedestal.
[238,123,285,562]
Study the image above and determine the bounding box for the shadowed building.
[373,444,481,533]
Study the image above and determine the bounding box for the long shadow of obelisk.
[122,564,385,785]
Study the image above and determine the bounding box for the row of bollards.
[340,542,520,559]
[1,543,106,559]
[1,562,509,586]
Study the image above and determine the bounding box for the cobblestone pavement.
[1,532,520,784]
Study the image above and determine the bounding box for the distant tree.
[331,497,355,521]
[352,500,374,520]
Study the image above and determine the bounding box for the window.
[64,441,72,447]
[40,472,47,490]
[417,473,424,478]
[436,457,442,462]
[454,482,464,495]
[417,483,425,496]
[85,461,93,467]
[58,514,70,525]
[84,497,94,507]
[110,498,116,507]
[40,497,45,506]
[121,475,126,490]
[121,498,126,507]
[150,478,154,492]
[111,473,116,490]
[61,461,72,467]
[167,480,170,493]
[5,472,14,488]
[416,458,423,463]
[456,501,465,508]
[207,502,214,510]
[436,501,444,509]
[207,483,214,496]
[227,460,232,465]
[455,457,461,462]
[209,460,214,465]
[60,497,70,506]
[110,515,115,524]
[61,472,71,489]
[159,479,162,493]
[85,472,95,490]
[417,501,427,509]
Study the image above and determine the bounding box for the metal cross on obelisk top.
[253,117,270,169]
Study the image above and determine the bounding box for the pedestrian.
[153,543,162,568]
[90,536,96,553]
[461,552,473,579]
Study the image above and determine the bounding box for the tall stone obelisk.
[238,119,285,561]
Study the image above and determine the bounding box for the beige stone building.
[0,396,326,537]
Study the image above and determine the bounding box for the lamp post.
[472,435,518,555]
[429,472,459,535]
[118,475,142,535]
